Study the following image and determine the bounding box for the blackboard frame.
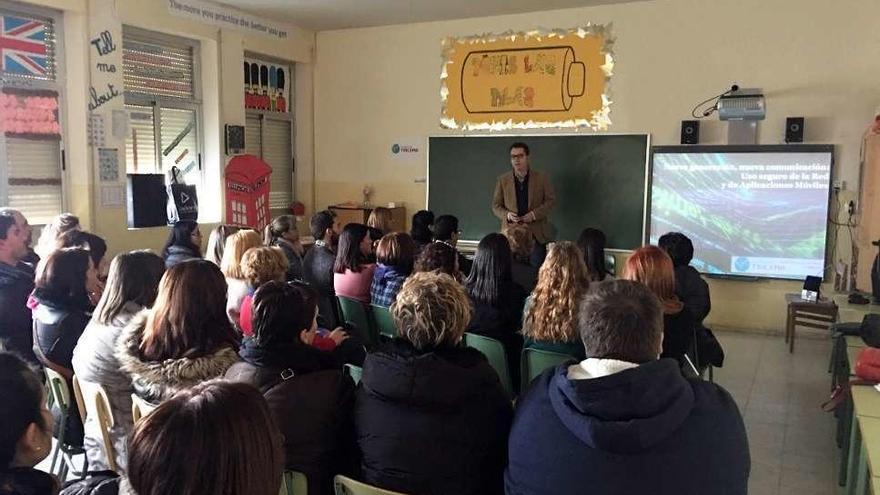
[426,133,652,251]
[647,144,836,281]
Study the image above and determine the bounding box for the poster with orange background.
[441,25,613,130]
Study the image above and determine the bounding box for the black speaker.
[785,117,804,143]
[126,174,167,228]
[680,120,699,144]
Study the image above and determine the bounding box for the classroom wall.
[314,0,880,331]
[17,0,316,254]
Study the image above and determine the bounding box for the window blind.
[6,137,61,224]
[263,119,292,210]
[122,34,195,100]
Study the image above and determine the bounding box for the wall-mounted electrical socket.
[848,200,856,215]
[833,179,846,191]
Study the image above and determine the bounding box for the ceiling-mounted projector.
[718,88,765,121]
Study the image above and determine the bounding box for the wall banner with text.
[441,24,614,131]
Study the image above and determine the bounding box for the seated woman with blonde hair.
[522,241,590,360]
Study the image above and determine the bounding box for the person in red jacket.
[240,246,347,351]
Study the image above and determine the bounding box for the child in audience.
[577,227,614,282]
[226,281,355,495]
[355,272,512,495]
[410,210,434,253]
[35,212,79,260]
[238,246,288,337]
[414,241,461,282]
[303,210,342,328]
[505,280,749,495]
[204,224,239,266]
[466,233,527,387]
[622,245,695,363]
[264,215,305,281]
[221,229,263,328]
[162,220,202,268]
[0,352,57,495]
[72,250,165,472]
[504,224,538,293]
[333,223,376,303]
[370,232,416,307]
[116,260,239,405]
[522,241,590,360]
[125,380,283,495]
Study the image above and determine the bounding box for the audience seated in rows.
[303,210,341,328]
[226,281,355,495]
[221,229,263,328]
[264,215,305,282]
[409,209,434,253]
[522,241,590,360]
[0,213,37,364]
[577,227,614,282]
[356,272,513,495]
[0,352,57,495]
[466,233,528,387]
[72,251,165,472]
[116,260,239,405]
[204,224,239,266]
[414,241,460,281]
[161,220,201,268]
[506,280,749,495]
[370,232,416,307]
[504,225,538,293]
[433,214,472,275]
[333,223,376,304]
[622,245,695,362]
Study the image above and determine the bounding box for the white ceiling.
[214,0,641,32]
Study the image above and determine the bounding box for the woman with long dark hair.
[72,250,165,472]
[410,210,434,253]
[333,223,376,303]
[116,260,239,405]
[162,220,202,268]
[465,233,527,387]
[577,228,613,282]
[125,380,283,495]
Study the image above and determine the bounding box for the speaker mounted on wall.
[785,117,804,143]
[680,120,700,144]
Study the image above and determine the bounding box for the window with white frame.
[0,1,64,225]
[244,55,294,213]
[122,27,204,210]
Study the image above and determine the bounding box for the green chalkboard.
[427,134,649,250]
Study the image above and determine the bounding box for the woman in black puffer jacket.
[355,272,512,495]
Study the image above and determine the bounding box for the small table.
[784,293,838,353]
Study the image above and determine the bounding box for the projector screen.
[648,145,834,280]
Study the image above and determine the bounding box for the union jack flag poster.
[0,14,53,79]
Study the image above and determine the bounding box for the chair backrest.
[76,378,118,472]
[45,368,71,412]
[521,348,575,391]
[71,375,88,425]
[370,304,397,340]
[338,296,378,347]
[344,363,363,385]
[604,253,616,275]
[463,333,513,396]
[279,470,308,495]
[131,393,159,424]
[334,475,409,495]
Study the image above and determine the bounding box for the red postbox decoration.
[225,154,272,230]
